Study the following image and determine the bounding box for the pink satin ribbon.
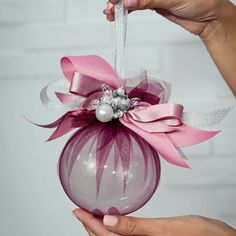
[47,55,219,168]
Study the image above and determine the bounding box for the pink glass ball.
[58,122,161,216]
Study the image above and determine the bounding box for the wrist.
[200,1,236,46]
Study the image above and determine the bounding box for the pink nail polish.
[103,8,109,15]
[72,211,78,218]
[125,0,138,8]
[103,215,118,227]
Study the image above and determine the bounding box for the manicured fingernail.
[72,210,81,220]
[125,0,138,8]
[72,211,78,218]
[103,215,118,227]
[104,2,109,10]
[103,8,109,14]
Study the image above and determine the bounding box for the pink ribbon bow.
[41,55,219,169]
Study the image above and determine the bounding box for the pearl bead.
[96,104,114,122]
[113,113,119,119]
[101,96,111,104]
[114,97,122,105]
[116,88,125,97]
[114,110,124,118]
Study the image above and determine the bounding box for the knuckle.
[107,232,116,236]
[125,217,137,234]
[140,0,154,9]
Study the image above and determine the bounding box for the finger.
[103,8,110,15]
[103,2,113,14]
[83,223,97,236]
[106,7,115,21]
[109,0,119,4]
[103,4,115,18]
[72,209,117,236]
[107,14,115,21]
[103,8,113,16]
[124,0,182,11]
[103,215,164,235]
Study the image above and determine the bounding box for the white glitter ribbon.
[183,108,232,129]
[115,0,128,80]
[40,79,84,112]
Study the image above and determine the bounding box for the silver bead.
[95,104,114,122]
[92,99,100,109]
[104,90,113,97]
[112,90,118,97]
[119,98,130,111]
[102,84,112,92]
[110,97,119,107]
[130,97,141,108]
[116,88,125,97]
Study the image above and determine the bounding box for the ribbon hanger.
[115,0,128,80]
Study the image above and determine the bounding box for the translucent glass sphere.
[58,122,161,216]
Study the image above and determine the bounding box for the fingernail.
[103,8,109,14]
[103,215,118,227]
[72,211,78,218]
[107,2,112,10]
[125,0,138,8]
[72,210,81,220]
[104,2,109,11]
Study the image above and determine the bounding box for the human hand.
[72,208,236,236]
[103,0,235,38]
[104,0,236,96]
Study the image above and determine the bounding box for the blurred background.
[0,0,236,235]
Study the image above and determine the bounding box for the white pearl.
[116,88,125,97]
[113,113,119,119]
[114,97,122,104]
[96,104,114,122]
[101,96,111,104]
[114,110,124,118]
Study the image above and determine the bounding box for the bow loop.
[61,56,122,97]
[129,103,183,125]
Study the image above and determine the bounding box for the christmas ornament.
[32,1,229,216]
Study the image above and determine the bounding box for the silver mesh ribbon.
[183,108,232,129]
[40,80,84,112]
[115,0,128,80]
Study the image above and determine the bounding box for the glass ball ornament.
[58,121,161,216]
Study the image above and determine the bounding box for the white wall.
[0,0,235,235]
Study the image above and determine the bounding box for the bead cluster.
[95,84,139,123]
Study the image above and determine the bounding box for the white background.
[0,0,236,235]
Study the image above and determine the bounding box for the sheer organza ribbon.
[39,55,221,168]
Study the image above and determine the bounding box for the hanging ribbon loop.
[115,0,128,80]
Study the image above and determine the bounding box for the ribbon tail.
[46,117,74,141]
[23,112,70,129]
[40,79,83,112]
[183,107,231,128]
[167,124,220,148]
[23,112,74,141]
[120,117,190,168]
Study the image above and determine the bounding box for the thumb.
[124,0,181,10]
[103,215,163,235]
